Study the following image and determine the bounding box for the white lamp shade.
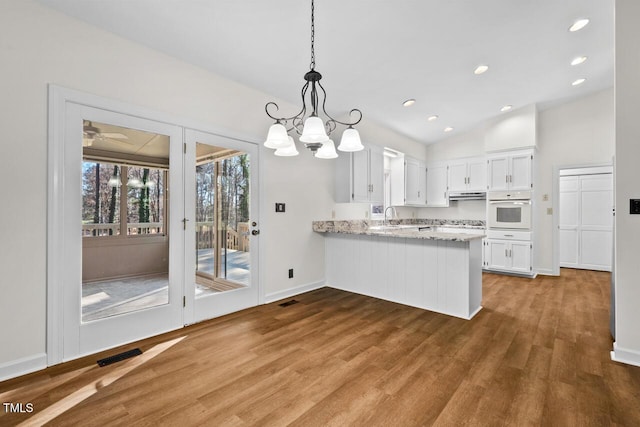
[274,136,299,157]
[315,140,338,159]
[338,128,364,152]
[299,116,329,143]
[264,123,290,149]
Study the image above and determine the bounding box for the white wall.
[535,89,614,273]
[613,0,640,366]
[0,0,422,375]
[484,104,538,152]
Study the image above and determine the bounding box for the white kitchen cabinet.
[448,157,486,192]
[426,163,449,207]
[487,149,533,191]
[484,230,533,275]
[335,144,384,203]
[405,157,426,205]
[390,155,427,206]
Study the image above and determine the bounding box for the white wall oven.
[488,191,532,230]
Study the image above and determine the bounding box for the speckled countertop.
[313,219,486,242]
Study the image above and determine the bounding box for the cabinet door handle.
[505,248,508,257]
[509,175,513,183]
[506,175,509,183]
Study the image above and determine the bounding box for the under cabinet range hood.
[448,191,486,201]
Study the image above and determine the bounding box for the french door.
[58,103,185,361]
[49,87,261,365]
[183,129,260,324]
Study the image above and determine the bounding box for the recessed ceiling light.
[569,18,589,32]
[474,65,489,75]
[427,115,439,121]
[501,105,513,112]
[403,99,416,107]
[571,56,588,66]
[572,78,586,86]
[444,127,453,132]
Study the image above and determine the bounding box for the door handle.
[251,230,260,236]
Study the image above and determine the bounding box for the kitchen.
[2,0,640,424]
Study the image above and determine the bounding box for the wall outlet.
[364,210,369,218]
[288,268,294,279]
[542,194,549,202]
[331,210,336,219]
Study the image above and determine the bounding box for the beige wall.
[613,0,640,364]
[82,240,169,282]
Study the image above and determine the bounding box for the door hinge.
[183,296,186,307]
[183,143,187,154]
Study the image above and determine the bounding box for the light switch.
[631,199,640,214]
[547,207,553,215]
[275,203,285,213]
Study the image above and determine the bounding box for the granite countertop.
[313,219,486,242]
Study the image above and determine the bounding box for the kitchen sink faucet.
[384,206,397,226]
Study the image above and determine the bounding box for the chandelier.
[263,0,364,158]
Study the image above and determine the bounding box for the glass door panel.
[194,144,251,296]
[81,122,170,322]
[185,130,259,324]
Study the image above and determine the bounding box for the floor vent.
[279,299,299,307]
[97,348,142,367]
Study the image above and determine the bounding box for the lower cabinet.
[484,231,533,275]
[324,234,483,320]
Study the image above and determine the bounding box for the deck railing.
[82,222,164,237]
[196,221,250,252]
[83,221,250,251]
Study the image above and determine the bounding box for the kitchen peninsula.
[313,220,485,320]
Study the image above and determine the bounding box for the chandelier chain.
[310,0,315,70]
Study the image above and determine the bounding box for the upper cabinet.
[390,155,427,206]
[335,145,384,203]
[486,149,533,191]
[426,162,449,207]
[448,156,486,192]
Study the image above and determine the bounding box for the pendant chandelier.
[263,0,364,158]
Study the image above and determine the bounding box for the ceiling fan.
[83,120,131,147]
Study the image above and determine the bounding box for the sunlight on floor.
[17,336,186,426]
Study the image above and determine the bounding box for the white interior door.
[559,171,613,271]
[60,103,185,361]
[184,129,260,324]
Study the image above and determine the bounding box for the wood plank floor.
[2,270,640,426]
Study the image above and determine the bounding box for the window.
[82,161,166,237]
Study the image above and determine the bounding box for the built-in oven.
[487,191,532,230]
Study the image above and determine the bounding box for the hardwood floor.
[2,270,640,426]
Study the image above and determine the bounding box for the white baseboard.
[0,353,47,382]
[611,342,640,368]
[535,268,556,276]
[264,280,326,304]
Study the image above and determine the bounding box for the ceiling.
[38,0,614,145]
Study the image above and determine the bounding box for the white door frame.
[551,162,613,276]
[47,85,263,365]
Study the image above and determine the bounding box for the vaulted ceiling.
[38,0,614,145]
